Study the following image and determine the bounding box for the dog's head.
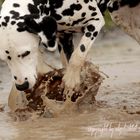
[0,11,58,91]
[0,29,41,91]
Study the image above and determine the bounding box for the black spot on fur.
[88,5,96,11]
[62,4,82,16]
[94,18,99,20]
[83,18,96,24]
[11,21,16,25]
[85,32,91,37]
[81,12,86,17]
[2,22,7,26]
[87,25,95,32]
[17,22,26,32]
[13,3,20,7]
[80,44,86,52]
[28,4,39,14]
[72,17,85,26]
[48,4,62,20]
[66,23,71,26]
[32,0,46,6]
[7,56,11,60]
[10,10,20,19]
[52,14,62,20]
[49,0,64,8]
[59,22,66,25]
[14,76,17,80]
[49,1,65,21]
[17,28,25,32]
[19,14,39,21]
[4,16,10,23]
[91,12,97,16]
[17,22,25,28]
[84,0,89,3]
[93,31,98,37]
[21,51,30,58]
[5,50,9,54]
[71,4,82,10]
[24,16,41,33]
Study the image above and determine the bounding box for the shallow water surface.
[0,31,140,140]
[0,108,140,140]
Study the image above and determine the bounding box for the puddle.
[0,30,140,140]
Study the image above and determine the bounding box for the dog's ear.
[39,16,58,51]
[40,16,57,39]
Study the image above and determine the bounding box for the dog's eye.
[21,51,30,58]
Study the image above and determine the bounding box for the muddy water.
[0,30,140,140]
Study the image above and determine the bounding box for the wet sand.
[0,29,140,140]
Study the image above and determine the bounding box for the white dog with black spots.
[0,0,139,107]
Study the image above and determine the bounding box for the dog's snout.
[15,81,29,91]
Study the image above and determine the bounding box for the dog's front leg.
[63,19,105,106]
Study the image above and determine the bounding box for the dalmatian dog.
[0,0,139,106]
[0,0,104,95]
[97,0,140,44]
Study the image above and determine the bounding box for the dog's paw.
[63,65,81,89]
[62,67,81,103]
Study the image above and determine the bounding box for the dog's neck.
[37,47,53,75]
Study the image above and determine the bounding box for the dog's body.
[0,0,139,102]
[0,0,104,92]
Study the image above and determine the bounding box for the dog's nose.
[15,81,29,91]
